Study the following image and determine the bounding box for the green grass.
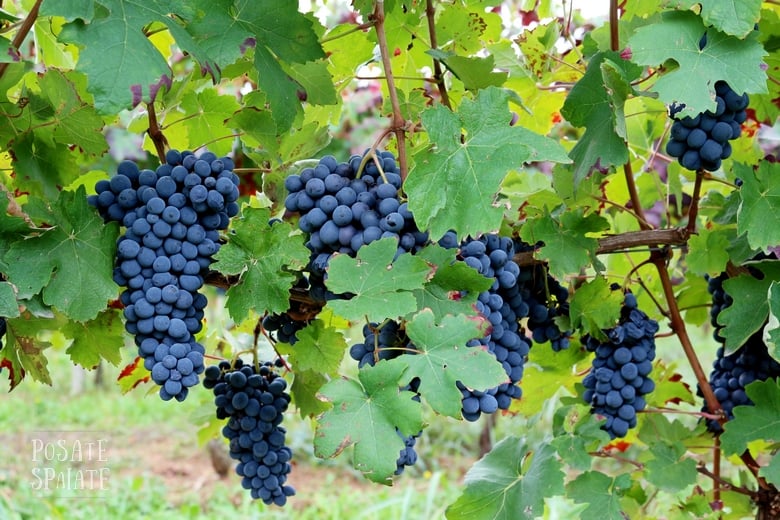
[0,350,480,519]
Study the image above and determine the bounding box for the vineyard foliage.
[1,0,780,517]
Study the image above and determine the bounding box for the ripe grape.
[582,293,658,439]
[203,359,296,505]
[665,81,749,172]
[90,150,240,401]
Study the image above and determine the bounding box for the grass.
[0,349,484,520]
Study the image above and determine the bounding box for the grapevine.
[0,1,778,518]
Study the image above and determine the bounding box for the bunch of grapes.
[582,293,658,439]
[261,278,321,345]
[665,81,749,172]
[284,150,428,269]
[203,358,295,505]
[700,272,780,432]
[89,150,240,400]
[440,232,531,421]
[348,321,422,475]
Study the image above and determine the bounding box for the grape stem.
[0,0,42,80]
[686,169,705,234]
[146,102,168,164]
[372,1,408,180]
[425,0,451,110]
[697,461,757,498]
[589,449,644,470]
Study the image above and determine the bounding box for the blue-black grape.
[203,358,295,505]
[582,293,658,439]
[439,232,531,421]
[700,270,780,432]
[665,81,748,172]
[348,320,422,475]
[90,150,240,401]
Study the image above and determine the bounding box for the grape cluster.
[89,150,240,400]
[348,321,422,475]
[582,293,658,439]
[284,150,428,270]
[441,232,531,421]
[519,266,571,351]
[261,279,321,345]
[700,272,780,432]
[665,81,749,172]
[203,359,295,505]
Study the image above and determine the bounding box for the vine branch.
[372,1,408,179]
[0,0,42,80]
[146,103,168,164]
[425,0,451,109]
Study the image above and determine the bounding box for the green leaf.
[566,471,632,520]
[3,187,119,322]
[0,281,20,318]
[628,11,767,115]
[412,244,493,323]
[287,60,338,106]
[551,404,611,470]
[325,238,434,322]
[759,453,780,487]
[446,437,565,520]
[519,344,591,416]
[764,281,780,364]
[254,46,302,132]
[561,52,640,186]
[2,313,67,387]
[737,160,780,251]
[519,209,609,280]
[721,379,780,455]
[211,207,310,323]
[62,309,125,368]
[718,262,780,353]
[675,0,761,38]
[389,310,505,418]
[569,277,623,339]
[406,86,570,240]
[276,320,345,376]
[10,134,81,200]
[290,369,330,419]
[427,51,507,90]
[178,89,240,157]
[314,361,423,484]
[685,228,731,276]
[644,442,698,491]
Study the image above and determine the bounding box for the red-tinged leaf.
[117,356,151,393]
[604,440,632,453]
[0,357,24,390]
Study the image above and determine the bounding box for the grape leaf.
[628,10,767,116]
[566,471,632,520]
[519,209,609,280]
[412,244,493,323]
[446,437,565,520]
[516,344,591,416]
[644,442,698,491]
[673,0,761,38]
[561,52,641,186]
[685,228,731,276]
[290,369,329,419]
[0,281,19,318]
[116,356,151,394]
[325,237,434,323]
[10,134,81,200]
[405,86,570,240]
[568,277,623,340]
[0,196,30,273]
[178,89,240,157]
[211,207,310,323]
[2,312,66,387]
[720,379,780,455]
[426,51,507,90]
[719,262,780,354]
[388,310,506,418]
[551,404,611,470]
[759,453,780,487]
[62,309,125,368]
[3,187,119,322]
[275,320,345,376]
[763,281,780,364]
[737,160,780,251]
[314,361,423,484]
